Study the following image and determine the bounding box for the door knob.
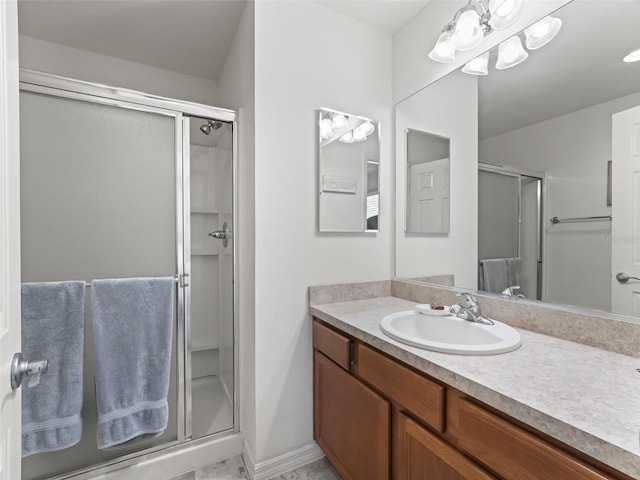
[10,352,49,390]
[615,272,640,283]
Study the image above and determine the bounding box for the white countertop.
[310,296,640,479]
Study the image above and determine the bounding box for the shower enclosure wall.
[19,70,237,480]
[478,163,544,300]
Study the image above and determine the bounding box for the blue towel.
[479,258,509,293]
[21,281,85,457]
[90,277,174,449]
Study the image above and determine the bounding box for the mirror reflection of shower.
[200,120,223,135]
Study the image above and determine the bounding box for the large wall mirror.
[318,108,380,232]
[395,0,640,323]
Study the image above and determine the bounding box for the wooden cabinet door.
[314,351,390,480]
[395,413,497,480]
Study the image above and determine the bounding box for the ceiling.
[479,0,640,140]
[17,0,432,82]
[316,0,432,34]
[18,0,247,81]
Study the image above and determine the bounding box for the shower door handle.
[10,352,49,390]
[208,222,232,248]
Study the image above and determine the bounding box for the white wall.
[253,0,392,463]
[217,0,257,465]
[479,91,640,311]
[393,0,571,104]
[19,35,219,106]
[395,70,478,287]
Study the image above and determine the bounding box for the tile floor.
[169,455,340,480]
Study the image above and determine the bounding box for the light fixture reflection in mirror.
[405,129,450,235]
[395,0,640,323]
[317,108,380,233]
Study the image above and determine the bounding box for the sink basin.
[380,310,521,355]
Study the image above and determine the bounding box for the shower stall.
[478,163,545,300]
[19,70,237,480]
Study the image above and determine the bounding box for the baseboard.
[250,443,325,480]
[242,438,256,479]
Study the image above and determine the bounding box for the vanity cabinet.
[313,322,390,480]
[312,319,630,480]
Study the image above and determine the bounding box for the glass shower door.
[186,117,234,439]
[478,167,543,299]
[20,91,182,480]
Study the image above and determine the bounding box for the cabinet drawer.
[313,320,352,371]
[458,400,613,480]
[356,343,445,432]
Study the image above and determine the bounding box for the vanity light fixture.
[461,15,561,75]
[428,0,527,64]
[339,121,375,144]
[331,113,348,131]
[462,51,490,75]
[623,48,640,63]
[452,7,485,51]
[489,0,526,30]
[320,118,333,140]
[524,16,562,50]
[496,35,528,69]
[428,27,456,63]
[320,112,351,140]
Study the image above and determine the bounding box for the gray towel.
[21,281,85,457]
[505,257,522,290]
[479,258,509,294]
[90,277,174,449]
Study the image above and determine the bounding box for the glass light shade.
[452,9,484,51]
[489,0,526,30]
[524,16,562,50]
[354,121,375,138]
[428,30,456,63]
[496,36,529,69]
[623,48,640,63]
[320,118,333,139]
[331,114,348,131]
[339,131,354,143]
[462,51,490,75]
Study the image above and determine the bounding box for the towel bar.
[550,215,612,224]
[84,275,183,287]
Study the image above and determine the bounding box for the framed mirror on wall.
[394,0,640,323]
[317,108,380,233]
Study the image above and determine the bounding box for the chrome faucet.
[501,285,525,299]
[450,292,494,325]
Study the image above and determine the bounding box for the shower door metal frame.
[18,69,239,480]
[479,162,547,300]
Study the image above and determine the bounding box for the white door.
[408,158,450,232]
[612,105,640,316]
[0,0,23,477]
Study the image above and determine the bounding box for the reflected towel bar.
[84,275,183,287]
[550,215,612,224]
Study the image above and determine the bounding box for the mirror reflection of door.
[406,129,450,234]
[611,104,640,316]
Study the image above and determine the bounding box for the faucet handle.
[456,292,478,306]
